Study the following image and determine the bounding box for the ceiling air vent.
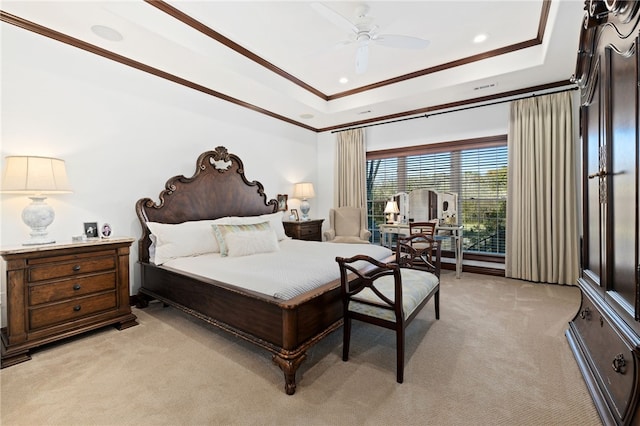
[474,83,497,91]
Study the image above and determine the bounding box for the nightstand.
[0,237,138,368]
[283,219,324,241]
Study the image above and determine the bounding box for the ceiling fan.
[311,2,430,74]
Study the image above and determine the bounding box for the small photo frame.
[290,209,299,221]
[101,223,112,238]
[84,222,99,238]
[277,194,288,211]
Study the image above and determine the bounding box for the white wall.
[0,24,318,294]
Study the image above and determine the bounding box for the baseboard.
[441,263,505,277]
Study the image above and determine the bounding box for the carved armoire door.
[582,34,640,327]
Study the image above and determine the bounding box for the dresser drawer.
[29,272,117,306]
[28,255,116,282]
[297,225,319,239]
[29,292,118,330]
[573,293,637,421]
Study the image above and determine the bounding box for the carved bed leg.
[272,353,307,395]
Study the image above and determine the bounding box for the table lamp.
[384,200,400,224]
[293,182,315,221]
[1,156,72,245]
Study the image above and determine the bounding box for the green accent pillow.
[212,221,279,257]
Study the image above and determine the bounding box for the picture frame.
[101,223,112,238]
[277,194,288,211]
[290,209,299,221]
[84,222,99,238]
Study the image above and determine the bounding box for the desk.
[379,223,464,278]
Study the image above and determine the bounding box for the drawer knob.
[73,284,81,291]
[72,265,81,272]
[580,307,591,320]
[73,305,82,312]
[612,353,626,374]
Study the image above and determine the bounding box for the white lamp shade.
[1,156,72,194]
[2,156,72,245]
[384,201,400,214]
[293,182,315,200]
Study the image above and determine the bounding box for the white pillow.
[212,221,279,257]
[147,218,228,265]
[226,211,288,241]
[146,212,285,264]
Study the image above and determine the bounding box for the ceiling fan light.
[356,33,371,44]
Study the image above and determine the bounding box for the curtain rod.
[331,85,579,134]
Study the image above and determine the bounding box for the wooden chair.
[335,236,441,383]
[396,234,441,274]
[408,220,438,261]
[409,220,437,238]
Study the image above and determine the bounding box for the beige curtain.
[335,129,367,219]
[506,91,579,285]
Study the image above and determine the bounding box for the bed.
[135,146,392,394]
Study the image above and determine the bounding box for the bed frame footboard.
[137,262,343,394]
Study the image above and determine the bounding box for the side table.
[1,237,138,368]
[283,219,324,241]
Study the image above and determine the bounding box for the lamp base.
[21,196,56,246]
[300,199,311,221]
[23,236,56,246]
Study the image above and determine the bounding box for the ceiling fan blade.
[355,43,369,74]
[373,34,430,49]
[310,2,358,34]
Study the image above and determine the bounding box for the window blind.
[366,136,507,256]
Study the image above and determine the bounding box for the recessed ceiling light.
[473,33,488,44]
[300,113,314,119]
[339,77,349,84]
[91,25,123,42]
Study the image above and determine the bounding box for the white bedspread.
[162,239,393,300]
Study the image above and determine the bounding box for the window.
[366,135,507,257]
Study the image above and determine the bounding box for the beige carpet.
[1,271,601,426]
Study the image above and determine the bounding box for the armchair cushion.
[333,235,368,244]
[335,208,361,236]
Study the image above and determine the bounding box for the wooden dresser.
[565,2,640,425]
[283,219,324,241]
[1,237,138,368]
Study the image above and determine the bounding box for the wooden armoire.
[566,1,640,425]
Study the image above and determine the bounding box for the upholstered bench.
[336,234,441,383]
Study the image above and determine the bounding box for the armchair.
[324,207,371,244]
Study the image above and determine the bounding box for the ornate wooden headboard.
[135,146,277,262]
